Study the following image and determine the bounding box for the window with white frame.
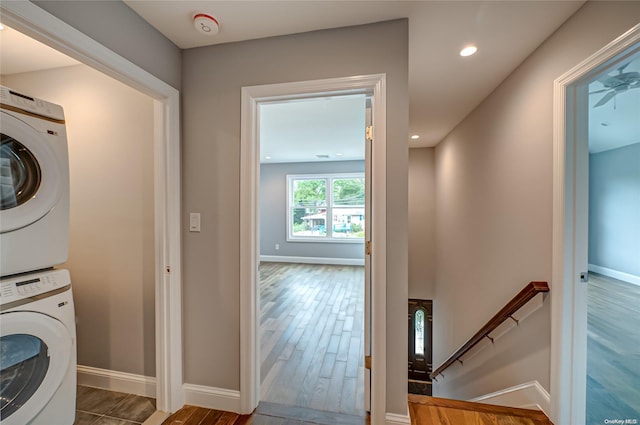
[287,173,365,242]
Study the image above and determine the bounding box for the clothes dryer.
[0,86,70,277]
[0,268,76,425]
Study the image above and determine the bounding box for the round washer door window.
[0,111,63,233]
[1,135,42,209]
[0,334,50,419]
[0,312,72,425]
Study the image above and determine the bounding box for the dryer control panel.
[0,85,65,121]
[0,269,71,305]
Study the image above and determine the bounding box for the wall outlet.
[275,243,279,250]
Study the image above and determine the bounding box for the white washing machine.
[0,268,76,425]
[0,86,70,277]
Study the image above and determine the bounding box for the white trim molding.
[183,384,241,413]
[385,412,411,425]
[260,255,364,266]
[142,411,171,425]
[551,23,640,425]
[77,365,156,398]
[470,381,551,417]
[588,264,640,287]
[240,74,387,423]
[0,1,184,413]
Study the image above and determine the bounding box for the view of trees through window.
[289,174,365,240]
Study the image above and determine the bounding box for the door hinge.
[365,355,372,370]
[365,125,373,142]
[580,272,589,283]
[365,240,372,255]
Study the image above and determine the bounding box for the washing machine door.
[0,111,63,233]
[0,311,73,425]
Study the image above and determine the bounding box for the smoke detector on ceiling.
[193,13,219,36]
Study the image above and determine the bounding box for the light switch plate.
[189,213,201,232]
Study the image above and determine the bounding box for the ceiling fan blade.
[594,91,616,107]
[589,88,609,94]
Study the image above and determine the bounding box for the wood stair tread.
[408,395,553,425]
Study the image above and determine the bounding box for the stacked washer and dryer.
[0,86,76,425]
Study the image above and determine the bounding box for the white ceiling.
[123,0,584,148]
[588,54,640,154]
[260,95,366,163]
[0,25,79,74]
[1,1,588,155]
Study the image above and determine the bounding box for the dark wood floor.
[587,273,640,424]
[161,402,369,425]
[259,262,365,416]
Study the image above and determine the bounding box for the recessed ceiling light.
[460,45,478,57]
[411,135,420,140]
[265,156,272,160]
[336,153,343,157]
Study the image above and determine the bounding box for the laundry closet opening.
[1,23,158,415]
[258,93,370,417]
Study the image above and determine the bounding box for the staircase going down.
[408,395,554,425]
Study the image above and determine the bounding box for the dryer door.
[0,111,63,233]
[0,311,73,425]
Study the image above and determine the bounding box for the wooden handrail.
[430,281,549,380]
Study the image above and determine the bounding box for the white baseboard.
[469,380,551,417]
[588,264,640,287]
[386,412,411,425]
[183,383,241,413]
[260,255,364,266]
[77,365,156,398]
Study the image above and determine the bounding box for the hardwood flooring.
[259,262,365,416]
[587,273,640,424]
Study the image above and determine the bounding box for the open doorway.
[585,52,640,424]
[1,23,159,422]
[239,74,387,422]
[257,94,368,418]
[551,24,640,425]
[0,3,182,416]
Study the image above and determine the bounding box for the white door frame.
[0,2,184,413]
[551,23,640,425]
[239,74,387,422]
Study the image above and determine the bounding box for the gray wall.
[589,143,640,277]
[432,2,640,400]
[182,20,408,413]
[32,0,181,89]
[260,161,365,260]
[3,65,156,377]
[408,148,436,299]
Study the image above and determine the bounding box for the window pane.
[292,207,326,237]
[332,178,365,206]
[332,207,364,238]
[291,179,326,238]
[415,310,425,356]
[293,179,326,207]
